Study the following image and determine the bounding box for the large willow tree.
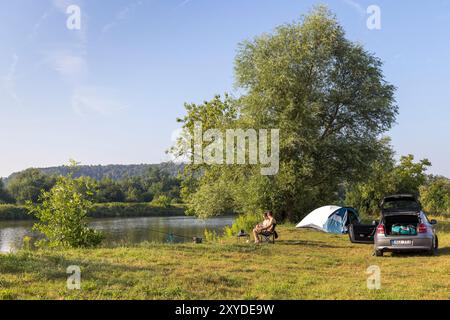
[173,6,397,221]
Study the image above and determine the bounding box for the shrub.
[224,213,262,237]
[27,173,103,249]
[150,195,172,208]
[204,229,219,242]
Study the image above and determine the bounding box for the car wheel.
[348,225,355,243]
[430,236,439,255]
[375,249,383,257]
[427,236,438,256]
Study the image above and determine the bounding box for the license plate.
[391,239,413,246]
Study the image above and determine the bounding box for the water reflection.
[0,216,234,253]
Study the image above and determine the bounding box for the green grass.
[1,215,449,300]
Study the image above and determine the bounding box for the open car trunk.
[349,195,424,245]
[383,213,420,236]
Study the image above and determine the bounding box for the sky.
[1,0,450,177]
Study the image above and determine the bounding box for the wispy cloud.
[28,10,52,41]
[2,54,22,107]
[342,0,365,16]
[42,50,87,84]
[177,0,192,8]
[54,54,87,78]
[33,0,127,117]
[71,86,128,116]
[102,1,144,33]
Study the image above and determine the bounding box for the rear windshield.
[382,199,420,211]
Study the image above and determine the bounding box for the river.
[0,215,235,253]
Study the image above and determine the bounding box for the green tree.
[420,177,450,214]
[95,177,125,203]
[346,154,431,215]
[393,154,431,194]
[150,194,172,208]
[174,6,397,221]
[0,178,14,204]
[27,163,103,248]
[7,169,55,204]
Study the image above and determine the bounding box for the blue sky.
[1,0,450,177]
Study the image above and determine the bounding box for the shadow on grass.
[389,246,450,257]
[275,240,348,249]
[0,251,153,285]
[436,246,450,256]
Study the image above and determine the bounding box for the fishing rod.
[145,227,202,243]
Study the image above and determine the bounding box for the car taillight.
[377,224,385,235]
[418,223,427,233]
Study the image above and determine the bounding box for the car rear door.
[348,223,376,244]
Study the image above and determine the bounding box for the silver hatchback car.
[373,195,438,256]
[349,194,438,257]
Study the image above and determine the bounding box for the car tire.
[375,249,383,257]
[429,236,439,255]
[348,224,355,243]
[427,236,438,256]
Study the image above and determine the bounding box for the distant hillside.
[5,162,185,182]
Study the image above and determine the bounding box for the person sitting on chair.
[253,211,276,243]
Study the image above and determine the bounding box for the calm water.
[0,216,234,253]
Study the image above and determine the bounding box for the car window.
[382,199,420,211]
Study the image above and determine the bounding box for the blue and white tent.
[295,206,359,234]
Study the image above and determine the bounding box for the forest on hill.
[3,162,184,183]
[0,162,185,206]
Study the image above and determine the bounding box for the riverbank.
[1,217,449,300]
[0,203,185,220]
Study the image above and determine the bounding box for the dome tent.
[296,206,360,234]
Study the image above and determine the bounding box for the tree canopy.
[7,169,56,204]
[3,164,182,205]
[420,177,450,214]
[345,153,432,216]
[174,6,398,221]
[0,179,14,204]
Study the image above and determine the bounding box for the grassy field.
[1,216,449,300]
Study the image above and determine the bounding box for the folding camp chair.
[259,224,278,244]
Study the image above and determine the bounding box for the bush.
[27,174,103,249]
[204,229,219,242]
[150,195,172,208]
[224,213,262,237]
